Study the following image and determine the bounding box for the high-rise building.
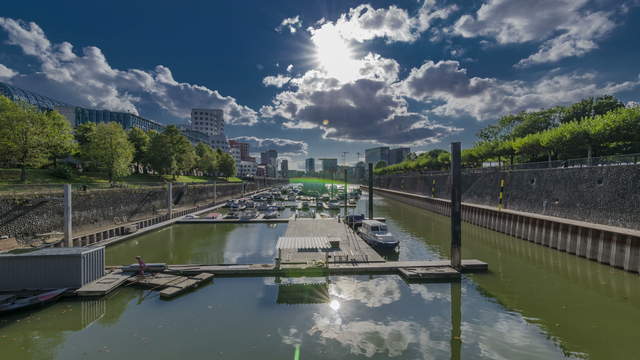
[260,150,278,167]
[230,147,241,165]
[280,159,288,177]
[305,158,315,174]
[229,140,251,161]
[320,158,338,173]
[191,108,224,137]
[365,147,390,165]
[389,148,410,165]
[238,161,256,177]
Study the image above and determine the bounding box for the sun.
[312,28,360,82]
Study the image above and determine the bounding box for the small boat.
[263,210,279,219]
[328,201,341,210]
[357,220,398,249]
[223,212,240,220]
[239,210,258,221]
[0,288,67,314]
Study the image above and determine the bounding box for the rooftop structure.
[0,81,69,110]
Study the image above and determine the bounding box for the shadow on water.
[375,194,640,360]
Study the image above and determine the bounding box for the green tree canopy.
[0,96,75,181]
[147,125,195,179]
[127,127,150,172]
[85,122,135,182]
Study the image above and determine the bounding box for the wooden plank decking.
[76,271,132,296]
[280,218,384,264]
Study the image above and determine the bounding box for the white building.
[238,160,257,177]
[191,108,224,137]
[230,147,241,165]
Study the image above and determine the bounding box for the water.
[1,195,638,359]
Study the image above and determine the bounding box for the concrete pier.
[367,186,640,274]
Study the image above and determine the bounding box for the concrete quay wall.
[0,179,287,243]
[374,165,640,231]
[369,186,640,274]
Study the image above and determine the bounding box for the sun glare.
[312,29,360,82]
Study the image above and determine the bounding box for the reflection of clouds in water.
[224,225,277,263]
[461,312,575,360]
[280,327,302,346]
[408,283,451,302]
[329,277,401,308]
[263,277,327,285]
[309,313,448,358]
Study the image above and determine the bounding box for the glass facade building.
[0,82,69,110]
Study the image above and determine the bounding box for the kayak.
[0,288,67,314]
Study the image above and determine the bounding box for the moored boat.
[357,220,398,249]
[0,288,67,315]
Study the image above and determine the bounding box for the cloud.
[261,75,458,145]
[262,74,291,88]
[452,0,619,66]
[0,64,17,80]
[0,17,258,125]
[276,16,302,34]
[308,0,458,44]
[398,60,640,120]
[286,64,293,73]
[229,136,308,155]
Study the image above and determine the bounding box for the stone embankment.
[0,179,286,246]
[368,164,640,274]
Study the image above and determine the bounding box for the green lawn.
[289,177,352,184]
[0,168,237,186]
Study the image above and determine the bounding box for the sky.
[0,0,639,169]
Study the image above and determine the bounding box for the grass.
[0,168,239,186]
[289,177,352,184]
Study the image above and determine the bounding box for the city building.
[280,159,288,178]
[191,108,224,137]
[230,147,241,166]
[305,158,315,174]
[355,161,366,181]
[260,150,278,167]
[57,105,166,132]
[365,147,390,165]
[256,164,267,177]
[320,158,338,173]
[238,160,257,177]
[389,147,410,165]
[0,82,68,110]
[229,140,250,160]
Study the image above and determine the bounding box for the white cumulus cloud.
[229,136,308,155]
[0,17,258,125]
[452,0,620,67]
[276,16,302,34]
[0,64,17,80]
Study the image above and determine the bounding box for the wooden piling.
[451,142,462,270]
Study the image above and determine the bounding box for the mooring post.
[344,169,348,216]
[213,179,217,205]
[167,182,173,217]
[368,163,374,219]
[451,142,462,270]
[450,281,462,360]
[63,184,72,247]
[242,182,245,199]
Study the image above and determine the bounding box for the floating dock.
[126,272,214,299]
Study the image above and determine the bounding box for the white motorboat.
[357,220,398,249]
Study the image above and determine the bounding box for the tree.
[75,122,97,162]
[147,125,195,179]
[374,160,387,169]
[194,142,218,175]
[127,127,150,173]
[85,122,134,182]
[218,150,236,177]
[0,97,75,181]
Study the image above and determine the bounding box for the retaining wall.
[374,164,640,230]
[0,179,287,242]
[369,186,640,274]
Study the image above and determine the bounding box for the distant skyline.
[1,0,639,169]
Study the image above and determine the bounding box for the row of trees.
[0,96,236,182]
[375,95,640,174]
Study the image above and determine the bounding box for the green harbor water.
[1,194,638,359]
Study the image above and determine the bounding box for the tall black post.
[451,142,462,270]
[450,281,462,360]
[344,169,348,216]
[368,163,374,219]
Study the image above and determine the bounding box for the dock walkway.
[280,218,384,264]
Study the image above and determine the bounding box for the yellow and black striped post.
[431,179,436,198]
[498,179,505,209]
